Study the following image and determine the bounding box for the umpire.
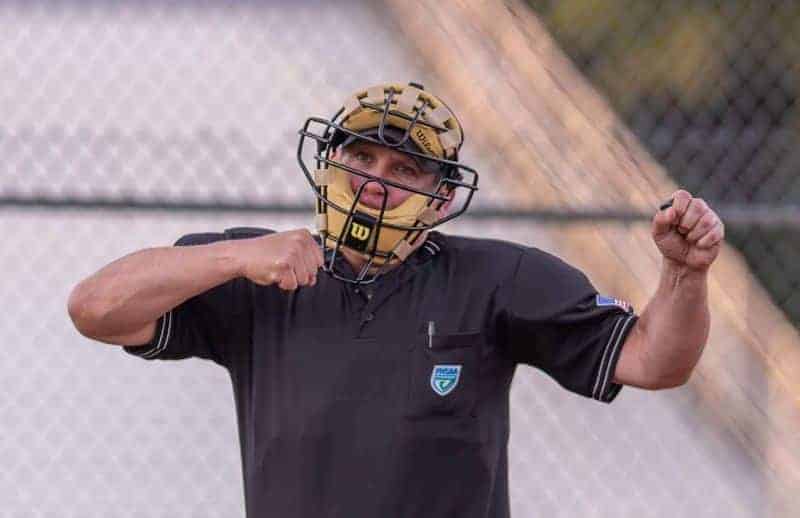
[68,83,724,517]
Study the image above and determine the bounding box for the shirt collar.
[323,231,445,281]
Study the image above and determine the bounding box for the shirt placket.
[353,262,420,338]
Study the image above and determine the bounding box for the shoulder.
[173,227,276,246]
[432,231,579,276]
[432,232,526,260]
[430,232,591,300]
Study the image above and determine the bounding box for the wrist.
[661,258,708,289]
[210,240,246,279]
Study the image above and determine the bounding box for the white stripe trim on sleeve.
[592,314,636,401]
[141,311,173,359]
[591,316,623,399]
[136,312,166,357]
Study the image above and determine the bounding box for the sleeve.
[498,248,638,403]
[121,232,253,368]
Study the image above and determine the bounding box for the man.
[68,83,724,517]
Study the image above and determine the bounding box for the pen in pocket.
[427,321,436,349]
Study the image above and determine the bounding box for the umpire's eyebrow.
[659,198,674,211]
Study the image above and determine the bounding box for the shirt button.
[364,313,375,322]
[354,288,360,294]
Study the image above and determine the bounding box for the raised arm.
[67,229,323,346]
[613,190,724,389]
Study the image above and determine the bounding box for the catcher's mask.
[297,82,479,284]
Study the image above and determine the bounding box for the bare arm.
[67,229,324,346]
[614,190,724,389]
[614,262,710,389]
[68,240,242,345]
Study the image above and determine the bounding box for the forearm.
[636,259,710,385]
[68,240,241,338]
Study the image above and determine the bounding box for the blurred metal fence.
[528,0,800,325]
[0,1,793,517]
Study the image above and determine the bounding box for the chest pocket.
[407,331,482,419]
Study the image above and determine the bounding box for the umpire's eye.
[394,164,421,179]
[353,151,373,164]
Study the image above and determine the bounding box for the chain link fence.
[529,0,800,325]
[1,1,793,517]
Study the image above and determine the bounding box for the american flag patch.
[596,294,632,313]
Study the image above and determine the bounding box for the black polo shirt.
[124,227,637,518]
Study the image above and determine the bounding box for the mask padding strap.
[417,207,439,226]
[364,86,385,104]
[396,86,422,115]
[392,228,430,262]
[438,130,460,155]
[314,169,331,186]
[343,96,361,116]
[423,104,453,128]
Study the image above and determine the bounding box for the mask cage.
[296,102,479,284]
[299,117,478,229]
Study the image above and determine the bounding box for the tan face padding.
[319,83,459,265]
[324,166,432,265]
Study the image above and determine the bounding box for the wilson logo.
[415,128,436,155]
[350,222,370,241]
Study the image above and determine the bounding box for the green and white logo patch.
[430,364,462,396]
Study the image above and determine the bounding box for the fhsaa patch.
[430,364,462,396]
[596,294,632,313]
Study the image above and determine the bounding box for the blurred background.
[2,0,798,516]
[530,0,800,326]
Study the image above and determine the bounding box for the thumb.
[652,204,678,239]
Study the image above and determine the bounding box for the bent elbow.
[649,370,693,390]
[67,283,105,338]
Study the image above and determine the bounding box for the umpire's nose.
[354,177,389,209]
[360,177,387,196]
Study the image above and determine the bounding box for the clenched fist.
[652,190,725,271]
[235,229,325,290]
